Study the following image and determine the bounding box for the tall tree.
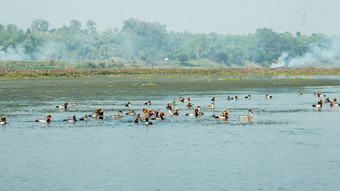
[30,19,49,32]
[86,20,97,33]
[254,28,281,62]
[69,20,82,33]
[121,18,168,58]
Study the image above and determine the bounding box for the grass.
[0,67,340,79]
[219,77,248,80]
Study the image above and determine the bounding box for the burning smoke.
[34,41,67,60]
[0,41,68,61]
[271,52,288,68]
[0,46,29,61]
[271,35,340,67]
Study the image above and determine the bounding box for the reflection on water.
[1,76,340,190]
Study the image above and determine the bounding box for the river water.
[1,75,340,191]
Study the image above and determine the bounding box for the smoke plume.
[0,46,29,61]
[271,35,340,67]
[0,41,67,61]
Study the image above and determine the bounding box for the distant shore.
[1,67,340,79]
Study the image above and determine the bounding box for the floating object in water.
[36,114,52,122]
[151,110,160,120]
[240,110,253,119]
[227,96,234,101]
[324,97,330,103]
[164,109,173,116]
[208,103,215,109]
[64,115,77,122]
[187,102,193,108]
[1,116,6,125]
[312,99,323,107]
[266,94,273,99]
[139,108,150,118]
[112,111,123,118]
[90,108,104,119]
[80,114,88,121]
[56,102,68,109]
[317,92,326,97]
[126,109,136,115]
[196,106,204,115]
[166,102,172,110]
[175,97,182,101]
[134,116,141,123]
[144,116,153,125]
[153,112,165,120]
[72,101,77,106]
[186,108,199,116]
[173,108,179,116]
[330,101,339,106]
[213,110,229,119]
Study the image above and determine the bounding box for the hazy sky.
[1,0,339,35]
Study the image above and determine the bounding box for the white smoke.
[0,46,29,60]
[271,36,340,67]
[34,41,67,60]
[271,52,288,68]
[0,41,67,61]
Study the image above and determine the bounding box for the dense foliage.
[0,18,325,66]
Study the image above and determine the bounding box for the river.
[1,75,340,191]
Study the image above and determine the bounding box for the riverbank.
[1,67,340,79]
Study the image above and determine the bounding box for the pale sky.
[1,0,339,35]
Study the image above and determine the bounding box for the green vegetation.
[0,18,329,67]
[1,68,340,79]
[276,77,313,80]
[219,77,248,80]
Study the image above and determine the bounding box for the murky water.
[1,75,340,191]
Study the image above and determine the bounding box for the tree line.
[0,18,326,66]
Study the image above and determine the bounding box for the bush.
[86,62,97,68]
[98,62,106,68]
[177,52,188,63]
